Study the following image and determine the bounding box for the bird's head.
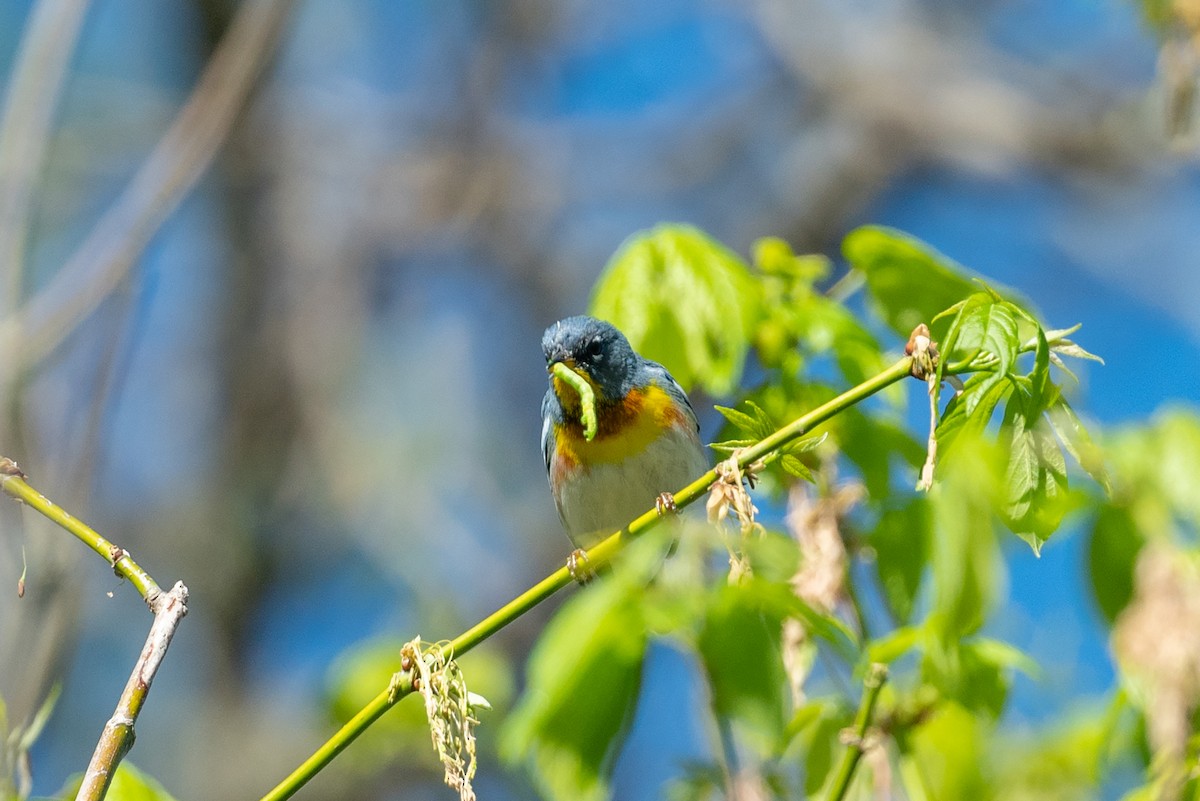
[542,316,638,404]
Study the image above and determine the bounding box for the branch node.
[402,637,479,801]
[825,663,889,801]
[837,722,885,751]
[387,670,412,702]
[0,456,26,478]
[905,324,939,379]
[152,581,186,616]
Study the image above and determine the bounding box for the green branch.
[825,663,889,801]
[260,354,917,801]
[0,458,162,606]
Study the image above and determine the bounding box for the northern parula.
[541,316,709,572]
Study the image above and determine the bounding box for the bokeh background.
[0,0,1198,799]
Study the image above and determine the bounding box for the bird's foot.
[567,549,596,584]
[655,491,678,517]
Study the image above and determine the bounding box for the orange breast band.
[554,385,689,466]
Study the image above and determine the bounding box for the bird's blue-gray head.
[542,316,638,403]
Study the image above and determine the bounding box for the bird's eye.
[586,339,604,359]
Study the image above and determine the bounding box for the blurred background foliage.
[0,0,1198,800]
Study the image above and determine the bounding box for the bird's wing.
[540,389,558,476]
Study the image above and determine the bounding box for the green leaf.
[803,709,848,795]
[590,224,760,396]
[1148,410,1200,527]
[867,626,922,664]
[734,577,861,663]
[945,638,1037,719]
[957,642,1011,719]
[1103,408,1200,537]
[1052,340,1105,365]
[1047,397,1110,494]
[791,290,888,388]
[779,453,815,482]
[60,763,181,801]
[782,699,828,746]
[948,295,1019,384]
[991,699,1134,800]
[741,529,802,584]
[1048,351,1080,383]
[1086,504,1145,625]
[708,438,757,455]
[928,447,1003,638]
[937,374,1014,460]
[961,371,1009,421]
[14,683,59,755]
[1001,386,1070,554]
[713,401,775,440]
[784,599,861,665]
[903,702,990,801]
[837,409,925,501]
[870,498,931,624]
[784,432,828,455]
[501,579,648,801]
[696,583,788,753]
[782,698,847,795]
[936,313,1099,553]
[107,764,183,801]
[714,403,822,482]
[753,237,831,281]
[843,226,1008,339]
[1028,324,1052,416]
[971,637,1040,677]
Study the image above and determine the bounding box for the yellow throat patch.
[553,381,687,467]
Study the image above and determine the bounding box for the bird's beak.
[546,347,572,372]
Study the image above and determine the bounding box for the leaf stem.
[258,355,916,801]
[825,663,888,801]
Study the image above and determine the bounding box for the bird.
[540,316,709,579]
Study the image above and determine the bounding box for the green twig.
[258,355,917,801]
[0,458,161,605]
[825,663,889,801]
[0,457,188,801]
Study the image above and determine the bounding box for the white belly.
[555,425,710,548]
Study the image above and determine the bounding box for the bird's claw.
[567,549,596,584]
[655,491,678,517]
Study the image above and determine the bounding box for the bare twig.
[0,0,91,313]
[0,0,295,373]
[1,457,189,800]
[74,582,188,801]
